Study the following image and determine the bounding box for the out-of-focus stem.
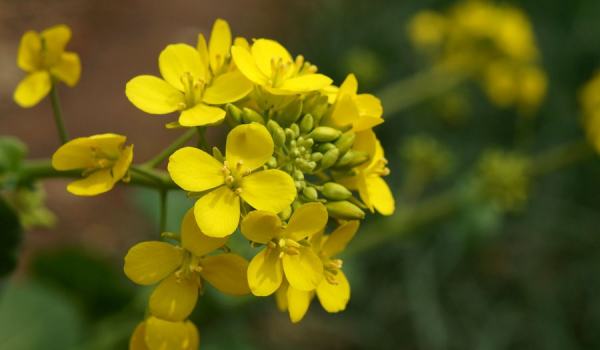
[49,84,69,144]
[144,128,196,168]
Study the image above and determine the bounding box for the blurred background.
[2,0,600,349]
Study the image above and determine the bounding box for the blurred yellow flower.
[407,10,446,49]
[276,220,359,323]
[329,74,384,132]
[51,133,133,196]
[124,209,250,322]
[14,24,81,108]
[168,123,296,237]
[130,317,199,350]
[241,202,327,296]
[232,38,332,94]
[126,19,252,127]
[579,72,600,153]
[340,130,395,216]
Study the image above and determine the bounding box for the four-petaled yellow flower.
[168,123,296,237]
[329,74,384,131]
[232,38,332,95]
[130,317,199,350]
[126,19,252,127]
[242,202,328,296]
[51,133,133,196]
[276,220,359,323]
[124,209,250,322]
[340,130,395,215]
[14,24,81,108]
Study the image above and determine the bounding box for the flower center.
[174,252,203,283]
[323,257,344,284]
[372,157,390,176]
[84,146,119,176]
[221,160,249,195]
[179,72,206,110]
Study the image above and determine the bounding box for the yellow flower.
[51,133,133,196]
[340,130,395,215]
[14,24,81,108]
[275,220,359,323]
[329,74,383,132]
[231,38,332,95]
[124,209,250,322]
[126,19,252,127]
[241,202,328,296]
[130,317,199,350]
[168,123,296,237]
[407,10,446,49]
[579,72,600,153]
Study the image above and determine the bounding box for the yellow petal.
[50,52,81,87]
[240,210,282,244]
[355,94,383,118]
[233,37,250,50]
[149,274,199,322]
[168,147,224,192]
[13,71,51,108]
[240,169,296,213]
[124,241,183,285]
[277,74,332,93]
[178,103,225,127]
[352,115,384,132]
[180,208,228,257]
[111,144,134,182]
[275,282,288,311]
[316,269,350,313]
[196,33,209,70]
[202,71,252,105]
[144,317,199,350]
[339,74,358,96]
[287,286,312,323]
[330,94,360,127]
[251,39,292,77]
[200,253,250,295]
[247,247,283,296]
[41,24,71,66]
[66,169,116,196]
[208,18,231,74]
[365,176,395,216]
[194,186,240,237]
[284,202,328,241]
[129,322,149,350]
[321,220,359,257]
[231,45,267,85]
[159,44,206,90]
[52,133,126,170]
[282,246,323,291]
[226,123,273,172]
[126,75,184,114]
[17,31,41,72]
[353,129,377,159]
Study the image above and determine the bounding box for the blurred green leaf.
[0,136,26,175]
[0,196,22,277]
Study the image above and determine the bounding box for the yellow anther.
[267,241,277,249]
[225,175,235,185]
[234,188,243,195]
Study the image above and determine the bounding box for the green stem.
[196,127,209,151]
[144,129,196,168]
[530,141,593,176]
[159,189,168,233]
[49,84,69,144]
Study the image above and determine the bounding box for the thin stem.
[159,189,168,233]
[530,140,593,176]
[144,128,197,168]
[196,126,209,151]
[49,83,69,144]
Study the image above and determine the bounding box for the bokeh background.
[2,0,600,349]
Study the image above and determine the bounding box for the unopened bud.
[277,99,303,126]
[293,169,304,180]
[320,148,340,169]
[321,182,352,200]
[295,181,305,191]
[266,156,278,168]
[278,206,292,221]
[295,158,315,173]
[242,107,264,124]
[326,201,365,220]
[212,147,224,162]
[310,127,342,142]
[311,152,323,162]
[335,131,356,154]
[319,143,336,153]
[225,103,242,126]
[299,114,314,133]
[302,186,318,201]
[267,120,286,146]
[290,123,300,137]
[336,150,369,168]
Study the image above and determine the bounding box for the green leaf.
[0,196,22,277]
[0,136,27,174]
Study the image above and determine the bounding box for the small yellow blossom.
[126,19,252,127]
[51,133,133,196]
[340,130,395,216]
[407,10,447,49]
[14,24,81,108]
[329,74,384,131]
[130,317,199,350]
[124,209,250,322]
[168,123,296,237]
[242,202,328,296]
[231,38,332,95]
[579,72,600,152]
[276,220,359,323]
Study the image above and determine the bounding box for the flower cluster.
[407,0,547,113]
[120,19,394,348]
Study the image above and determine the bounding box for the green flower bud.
[321,182,352,200]
[225,103,242,126]
[320,148,340,169]
[266,156,278,168]
[336,150,369,168]
[282,164,293,173]
[212,147,224,162]
[302,186,318,201]
[309,127,342,142]
[300,138,314,148]
[319,143,336,153]
[267,120,286,146]
[290,123,300,138]
[293,169,304,180]
[335,131,356,154]
[325,201,365,220]
[278,206,292,221]
[242,107,264,124]
[295,181,305,191]
[285,128,298,141]
[299,114,314,133]
[311,152,323,162]
[295,158,316,173]
[277,99,303,126]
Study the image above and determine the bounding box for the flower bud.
[290,123,300,137]
[321,182,352,200]
[295,158,315,173]
[320,148,340,169]
[299,114,314,133]
[278,206,292,221]
[293,169,304,180]
[309,127,342,142]
[242,107,265,124]
[311,152,323,162]
[302,186,318,201]
[225,103,242,126]
[267,120,286,146]
[336,150,369,168]
[335,131,356,154]
[212,147,224,162]
[277,99,303,126]
[319,143,336,153]
[267,156,278,168]
[326,201,365,220]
